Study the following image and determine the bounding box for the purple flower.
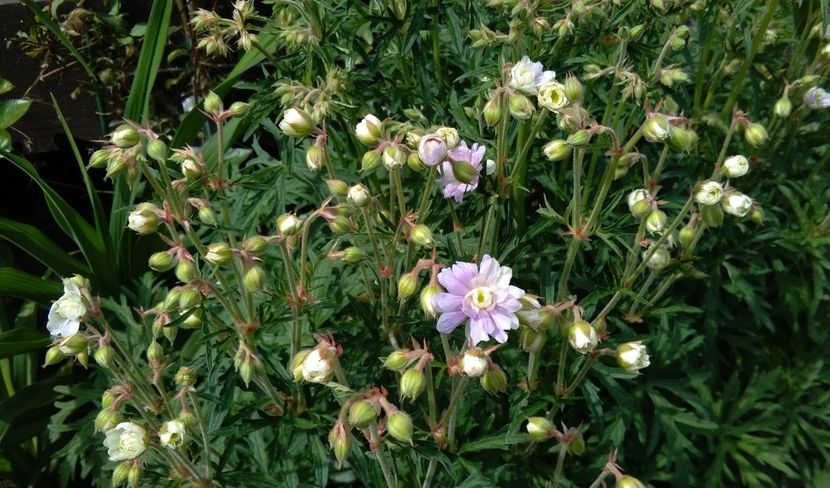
[433,255,525,346]
[804,87,830,109]
[436,141,485,203]
[418,133,448,167]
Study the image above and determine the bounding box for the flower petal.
[437,311,467,333]
[433,293,463,313]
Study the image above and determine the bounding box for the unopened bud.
[182,308,202,329]
[643,115,671,142]
[750,206,764,224]
[146,139,167,162]
[149,252,174,272]
[347,184,371,207]
[355,114,382,146]
[566,129,591,146]
[147,341,164,362]
[543,139,571,161]
[460,349,489,377]
[342,246,368,264]
[328,216,354,234]
[563,74,583,102]
[277,213,302,235]
[568,320,598,354]
[59,334,88,355]
[397,273,419,301]
[617,475,647,488]
[306,146,326,172]
[112,462,131,487]
[205,243,232,266]
[382,145,406,170]
[111,124,139,148]
[774,96,792,118]
[646,209,667,234]
[127,202,160,235]
[526,417,554,442]
[95,408,121,432]
[384,350,411,371]
[508,94,535,119]
[701,204,724,227]
[175,366,196,387]
[361,151,381,172]
[436,127,460,149]
[481,367,507,395]
[348,400,380,428]
[175,260,196,283]
[452,161,478,183]
[228,101,250,117]
[198,206,216,225]
[387,411,413,444]
[88,148,111,168]
[243,266,266,292]
[668,127,697,153]
[204,91,223,115]
[483,97,502,126]
[644,245,671,270]
[94,345,113,368]
[44,346,64,366]
[279,108,314,137]
[407,152,425,171]
[520,326,547,353]
[409,224,433,247]
[328,423,351,467]
[127,463,142,487]
[400,368,426,400]
[678,226,695,248]
[419,284,442,317]
[568,433,586,455]
[744,122,768,147]
[325,179,349,197]
[178,289,201,310]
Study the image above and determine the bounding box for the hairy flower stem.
[369,422,398,488]
[447,201,465,256]
[393,167,406,216]
[566,355,597,397]
[526,347,540,391]
[650,144,671,186]
[477,195,498,258]
[720,0,780,119]
[628,270,658,316]
[188,391,213,482]
[496,88,510,181]
[417,166,438,221]
[361,208,397,348]
[510,110,549,230]
[587,471,611,488]
[550,442,568,488]
[441,376,470,450]
[554,336,569,397]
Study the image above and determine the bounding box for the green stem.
[510,111,549,229]
[417,166,438,221]
[442,376,470,449]
[628,270,658,316]
[370,423,398,488]
[188,391,213,482]
[588,471,611,488]
[554,337,569,397]
[422,459,438,488]
[556,239,582,302]
[550,441,568,488]
[565,355,596,397]
[650,144,671,185]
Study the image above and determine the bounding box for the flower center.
[466,286,494,311]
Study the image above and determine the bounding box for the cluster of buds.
[201,91,250,123]
[383,341,433,400]
[454,347,508,395]
[397,256,438,302]
[518,295,559,354]
[291,334,342,385]
[192,1,260,56]
[87,123,144,185]
[524,417,584,455]
[44,275,100,368]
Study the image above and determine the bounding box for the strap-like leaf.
[0,327,50,360]
[0,268,61,305]
[0,218,88,276]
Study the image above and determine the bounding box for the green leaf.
[0,327,50,360]
[457,432,530,454]
[0,79,12,95]
[124,0,172,121]
[0,218,88,276]
[0,268,61,304]
[0,129,9,151]
[0,100,31,129]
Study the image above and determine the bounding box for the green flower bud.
[146,139,167,162]
[483,97,502,126]
[128,202,160,235]
[420,284,442,317]
[678,226,695,248]
[198,206,216,225]
[306,146,325,172]
[566,129,591,146]
[631,200,652,219]
[291,349,312,381]
[277,213,302,235]
[436,126,460,149]
[205,242,232,266]
[568,320,598,354]
[178,411,197,429]
[617,475,646,488]
[127,463,142,487]
[328,216,354,234]
[161,288,182,313]
[543,139,571,161]
[105,154,128,179]
[349,400,380,428]
[400,368,426,400]
[175,366,197,387]
[178,289,201,310]
[228,101,250,117]
[774,96,792,118]
[643,115,671,142]
[526,417,554,442]
[387,411,413,444]
[175,260,196,283]
[452,161,478,184]
[95,408,121,432]
[568,433,586,455]
[94,345,113,368]
[112,462,131,487]
[328,423,351,468]
[182,308,202,329]
[750,206,764,224]
[668,126,697,153]
[629,24,645,40]
[644,245,671,270]
[147,341,164,362]
[701,204,724,228]
[88,148,111,168]
[409,224,433,247]
[325,179,349,197]
[646,209,667,234]
[361,150,381,172]
[279,108,314,137]
[59,334,88,355]
[149,252,174,272]
[407,152,425,172]
[508,94,535,120]
[43,346,64,367]
[382,145,406,170]
[101,390,115,409]
[243,266,266,292]
[384,350,411,371]
[203,91,223,115]
[397,273,419,301]
[564,74,583,102]
[242,235,268,255]
[744,122,768,147]
[342,246,368,264]
[347,184,371,208]
[520,326,547,353]
[111,124,140,148]
[481,367,508,395]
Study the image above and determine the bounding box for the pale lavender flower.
[433,255,525,345]
[804,87,830,109]
[436,141,485,203]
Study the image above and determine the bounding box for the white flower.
[568,321,598,354]
[516,295,542,328]
[103,422,148,462]
[722,192,753,217]
[347,184,371,208]
[508,56,555,95]
[804,87,830,109]
[127,202,160,235]
[301,348,334,384]
[485,159,496,176]
[355,114,382,146]
[627,188,651,212]
[159,420,186,449]
[644,245,671,270]
[617,342,650,373]
[537,81,569,112]
[722,155,749,178]
[279,108,313,137]
[47,278,87,338]
[435,126,460,149]
[460,350,489,377]
[694,181,724,206]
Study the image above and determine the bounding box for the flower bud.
[409,224,433,247]
[750,206,764,224]
[387,411,413,444]
[147,340,164,362]
[646,209,667,234]
[568,320,598,354]
[175,260,196,283]
[94,344,113,368]
[88,148,111,168]
[112,462,131,487]
[198,206,216,225]
[617,341,650,372]
[43,346,64,366]
[243,266,266,292]
[722,191,753,217]
[566,129,591,146]
[526,417,554,442]
[538,82,568,112]
[111,124,140,148]
[162,326,177,344]
[301,348,334,384]
[228,101,250,117]
[175,366,197,387]
[127,202,159,235]
[355,114,382,146]
[203,91,223,115]
[436,127,460,149]
[95,408,121,432]
[127,463,142,487]
[279,108,314,137]
[149,252,174,272]
[617,475,647,488]
[324,179,349,198]
[543,139,571,161]
[405,129,424,148]
[361,150,381,172]
[205,242,232,266]
[347,184,371,208]
[744,122,768,147]
[159,419,187,449]
[349,400,380,428]
[643,115,671,142]
[144,140,167,164]
[564,75,583,103]
[668,127,697,153]
[460,349,489,377]
[400,368,426,400]
[384,350,412,371]
[291,349,311,381]
[329,216,354,234]
[277,213,302,235]
[242,235,268,255]
[420,284,442,317]
[508,94,535,119]
[774,95,792,118]
[397,273,419,301]
[407,152,425,171]
[694,181,724,206]
[481,367,507,395]
[701,204,724,227]
[452,161,479,184]
[568,433,586,455]
[178,411,197,430]
[328,423,351,467]
[644,245,671,270]
[678,226,695,248]
[306,146,326,172]
[520,326,547,353]
[182,308,202,329]
[722,155,749,178]
[627,189,652,219]
[483,98,502,126]
[59,334,88,355]
[418,133,448,167]
[382,145,406,170]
